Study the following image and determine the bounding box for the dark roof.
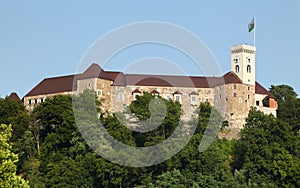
[76,63,123,81]
[116,74,224,88]
[25,64,273,99]
[223,72,243,84]
[8,92,21,101]
[189,91,198,96]
[255,82,275,98]
[151,90,159,94]
[25,75,75,97]
[173,91,182,95]
[132,89,142,94]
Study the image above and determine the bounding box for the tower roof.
[8,92,21,102]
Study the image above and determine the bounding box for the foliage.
[0,85,299,187]
[0,124,29,188]
[232,107,300,187]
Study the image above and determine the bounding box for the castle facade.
[23,44,277,136]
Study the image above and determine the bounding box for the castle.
[23,44,277,136]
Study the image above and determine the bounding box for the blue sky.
[1,1,299,98]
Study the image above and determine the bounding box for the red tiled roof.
[25,64,274,99]
[223,71,243,84]
[77,63,123,81]
[189,91,198,95]
[118,74,224,88]
[151,90,159,94]
[173,91,182,95]
[25,75,75,97]
[255,82,274,98]
[8,92,21,101]
[132,89,142,94]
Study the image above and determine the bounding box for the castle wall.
[110,85,213,120]
[24,91,75,110]
[223,84,255,138]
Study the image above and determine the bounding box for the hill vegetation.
[0,85,299,187]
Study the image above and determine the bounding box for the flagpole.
[254,17,256,46]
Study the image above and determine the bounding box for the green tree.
[270,85,300,130]
[45,156,93,188]
[129,92,181,146]
[0,97,30,142]
[232,107,300,187]
[0,124,29,188]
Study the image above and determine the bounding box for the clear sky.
[1,1,299,98]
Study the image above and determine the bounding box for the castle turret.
[230,44,256,86]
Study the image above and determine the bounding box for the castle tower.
[230,44,256,86]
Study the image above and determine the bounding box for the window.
[97,90,102,97]
[234,84,237,89]
[205,99,209,103]
[248,95,250,99]
[256,101,260,106]
[34,99,38,104]
[174,94,182,103]
[88,83,91,88]
[28,100,31,105]
[248,86,250,91]
[41,98,44,103]
[132,89,142,100]
[247,57,251,63]
[190,95,197,105]
[233,93,237,97]
[117,93,125,101]
[233,58,239,64]
[247,65,251,73]
[235,65,240,73]
[133,93,140,100]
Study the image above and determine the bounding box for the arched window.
[247,65,251,73]
[235,65,240,73]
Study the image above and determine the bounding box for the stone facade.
[110,85,213,120]
[24,91,75,111]
[23,44,278,138]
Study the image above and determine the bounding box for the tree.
[232,107,300,187]
[269,85,300,130]
[45,156,93,188]
[0,124,29,188]
[129,92,181,146]
[0,97,30,142]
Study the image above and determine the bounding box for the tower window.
[247,57,251,63]
[233,58,239,64]
[97,90,102,97]
[247,65,251,73]
[235,65,240,73]
[233,93,237,97]
[234,84,237,89]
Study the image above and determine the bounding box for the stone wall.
[223,83,255,138]
[24,91,75,110]
[110,85,213,120]
[95,78,113,112]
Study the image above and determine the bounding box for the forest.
[0,84,299,187]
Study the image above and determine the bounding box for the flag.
[248,18,254,33]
